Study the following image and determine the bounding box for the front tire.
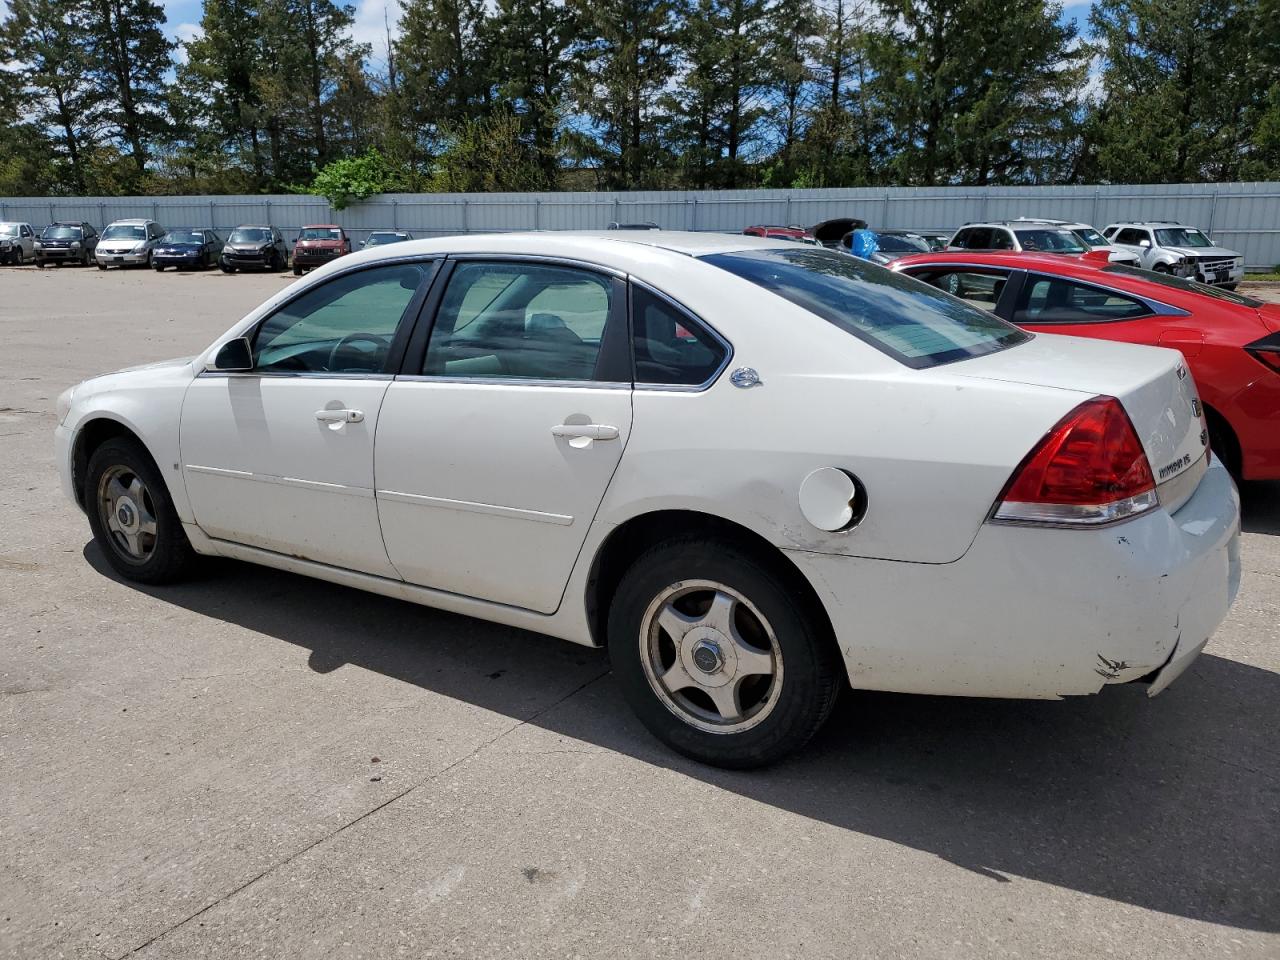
[85,438,195,584]
[607,538,841,768]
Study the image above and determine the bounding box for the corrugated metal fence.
[3,182,1279,270]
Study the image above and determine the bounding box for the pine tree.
[867,0,1087,185]
[79,0,174,181]
[570,0,681,188]
[1,0,103,192]
[491,0,578,187]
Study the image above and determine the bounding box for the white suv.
[948,220,1138,264]
[0,222,37,265]
[96,218,167,269]
[1103,222,1245,288]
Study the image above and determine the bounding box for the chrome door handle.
[315,408,364,423]
[551,423,619,441]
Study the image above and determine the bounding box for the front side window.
[1155,227,1213,248]
[909,268,1013,312]
[987,229,1015,250]
[253,263,430,374]
[1014,229,1085,253]
[1013,276,1151,325]
[632,287,727,386]
[423,262,613,381]
[103,224,147,241]
[703,248,1028,369]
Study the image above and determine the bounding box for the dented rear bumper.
[787,457,1241,700]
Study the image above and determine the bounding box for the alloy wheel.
[639,580,783,734]
[96,465,159,563]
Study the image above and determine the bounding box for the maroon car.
[743,224,819,244]
[292,224,351,275]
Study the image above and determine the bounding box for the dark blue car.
[153,229,224,271]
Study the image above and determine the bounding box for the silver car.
[96,219,167,269]
[0,222,37,264]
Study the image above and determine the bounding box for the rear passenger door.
[374,258,634,614]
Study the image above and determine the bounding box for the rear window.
[1100,264,1262,307]
[702,248,1029,369]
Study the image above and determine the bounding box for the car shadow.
[1239,480,1280,535]
[84,544,1280,933]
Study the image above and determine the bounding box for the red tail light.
[992,396,1158,526]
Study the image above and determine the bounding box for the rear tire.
[84,438,195,585]
[607,538,841,768]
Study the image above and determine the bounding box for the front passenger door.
[181,261,435,576]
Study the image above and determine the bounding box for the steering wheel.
[328,333,389,372]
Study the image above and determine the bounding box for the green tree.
[491,0,578,187]
[1086,0,1262,183]
[867,0,1087,185]
[79,0,175,181]
[0,0,103,192]
[571,0,681,188]
[430,109,550,192]
[179,0,271,187]
[670,0,773,187]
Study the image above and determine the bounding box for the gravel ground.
[1,263,1277,960]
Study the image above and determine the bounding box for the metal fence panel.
[2,183,1279,268]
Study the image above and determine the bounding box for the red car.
[743,224,819,244]
[292,224,351,275]
[891,251,1280,480]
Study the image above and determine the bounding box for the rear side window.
[1014,276,1151,324]
[703,248,1029,369]
[632,286,727,386]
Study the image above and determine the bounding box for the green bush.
[310,150,397,210]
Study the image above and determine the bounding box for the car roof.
[106,218,154,224]
[301,223,341,229]
[232,224,274,229]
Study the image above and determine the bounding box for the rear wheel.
[607,538,841,768]
[85,438,195,584]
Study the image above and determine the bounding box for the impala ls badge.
[730,367,762,389]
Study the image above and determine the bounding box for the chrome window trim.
[628,276,734,393]
[393,374,630,390]
[198,371,395,381]
[447,251,626,280]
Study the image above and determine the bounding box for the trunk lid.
[955,333,1209,503]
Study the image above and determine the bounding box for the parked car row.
[734,216,1247,290]
[0,219,416,273]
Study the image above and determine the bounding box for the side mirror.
[1138,238,1151,247]
[211,336,253,372]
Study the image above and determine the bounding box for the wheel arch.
[582,509,837,652]
[71,417,161,511]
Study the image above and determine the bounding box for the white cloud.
[172,22,203,64]
[349,0,403,75]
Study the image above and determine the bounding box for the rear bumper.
[789,457,1241,699]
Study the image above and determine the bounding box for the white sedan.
[55,232,1242,767]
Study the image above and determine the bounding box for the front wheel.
[219,261,234,273]
[13,247,24,265]
[607,539,841,768]
[85,438,195,584]
[97,262,106,271]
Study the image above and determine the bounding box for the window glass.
[875,233,930,253]
[1100,264,1262,306]
[1014,276,1151,324]
[300,227,342,241]
[0,224,17,237]
[912,269,1011,312]
[423,262,612,381]
[103,224,147,241]
[253,263,428,373]
[1155,227,1213,248]
[987,229,1015,250]
[1013,229,1085,253]
[1115,228,1149,246]
[230,227,271,244]
[164,230,204,243]
[1074,227,1107,246]
[43,224,81,239]
[703,248,1028,369]
[632,287,727,386]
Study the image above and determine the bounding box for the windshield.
[876,234,930,253]
[1100,265,1261,307]
[368,232,407,245]
[230,228,271,244]
[299,227,341,241]
[702,248,1029,369]
[1073,227,1108,246]
[0,224,19,237]
[1014,229,1086,253]
[163,230,204,244]
[1155,228,1213,248]
[42,224,81,239]
[102,224,147,241]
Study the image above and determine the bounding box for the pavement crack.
[112,667,611,958]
